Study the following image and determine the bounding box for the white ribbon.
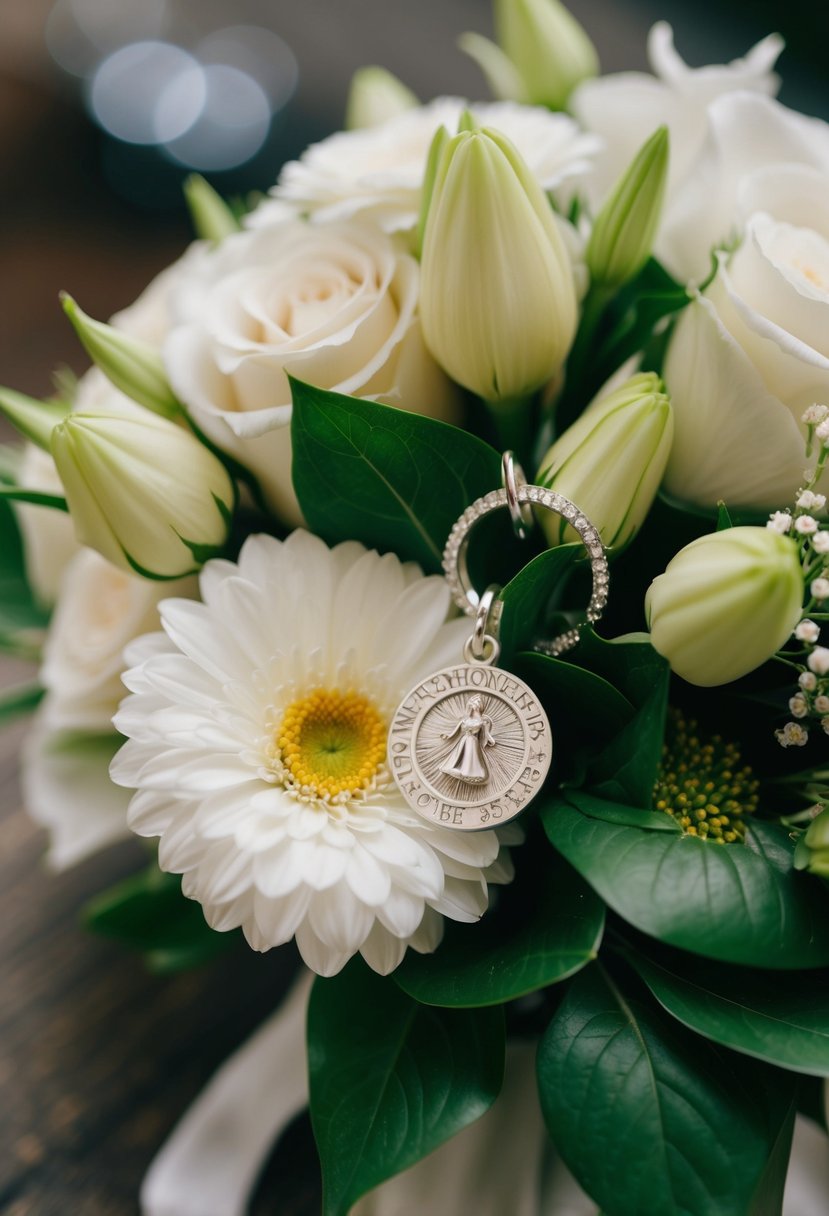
[141,970,312,1216]
[140,974,829,1216]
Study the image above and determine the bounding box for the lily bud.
[586,127,669,289]
[0,387,69,450]
[646,527,803,687]
[345,66,418,130]
[420,126,577,402]
[61,294,180,420]
[183,175,240,244]
[493,0,599,110]
[537,372,673,548]
[51,412,235,578]
[797,808,829,878]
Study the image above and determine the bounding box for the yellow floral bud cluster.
[653,709,759,843]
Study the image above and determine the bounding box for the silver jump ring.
[469,584,503,662]
[442,485,609,657]
[501,451,534,540]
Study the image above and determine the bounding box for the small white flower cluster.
[772,418,829,746]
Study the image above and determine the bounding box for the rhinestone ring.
[442,485,610,657]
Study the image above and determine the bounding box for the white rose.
[163,218,461,523]
[664,174,829,508]
[38,547,197,733]
[14,445,79,608]
[259,96,599,234]
[661,93,829,281]
[21,548,197,868]
[22,729,133,870]
[572,23,782,243]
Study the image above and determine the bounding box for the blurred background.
[0,2,825,1213]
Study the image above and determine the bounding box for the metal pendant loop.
[442,475,609,658]
[501,451,534,540]
[464,584,502,665]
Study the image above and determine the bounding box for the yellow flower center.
[653,708,759,844]
[275,689,387,802]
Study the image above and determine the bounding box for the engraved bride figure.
[439,695,496,785]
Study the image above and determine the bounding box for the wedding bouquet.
[4,1,829,1211]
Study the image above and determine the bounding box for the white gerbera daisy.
[256,97,599,233]
[110,531,516,976]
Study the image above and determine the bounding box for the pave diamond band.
[442,484,609,658]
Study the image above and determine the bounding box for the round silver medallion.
[388,663,552,831]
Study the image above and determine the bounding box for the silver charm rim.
[387,662,553,832]
[442,484,610,658]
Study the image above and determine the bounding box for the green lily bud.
[457,33,528,104]
[51,412,235,578]
[420,126,577,403]
[345,66,418,130]
[61,294,180,420]
[537,372,673,548]
[415,123,451,257]
[0,387,69,450]
[183,175,241,244]
[646,527,804,687]
[799,808,829,877]
[586,126,670,289]
[493,0,599,110]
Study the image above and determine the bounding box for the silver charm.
[388,455,610,831]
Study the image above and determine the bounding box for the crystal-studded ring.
[442,486,609,657]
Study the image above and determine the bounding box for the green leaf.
[567,789,681,832]
[628,949,829,1076]
[395,853,604,1007]
[0,496,49,638]
[0,680,43,725]
[290,379,500,571]
[716,501,734,531]
[565,628,666,714]
[84,865,236,973]
[308,958,504,1216]
[0,485,67,510]
[544,800,829,968]
[537,964,796,1216]
[597,257,690,381]
[498,544,581,660]
[583,641,670,808]
[513,650,634,748]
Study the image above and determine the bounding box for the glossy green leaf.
[584,642,669,807]
[566,789,681,832]
[629,950,829,1076]
[395,853,604,1007]
[84,865,236,973]
[544,799,829,967]
[514,650,634,737]
[309,958,504,1216]
[537,964,796,1216]
[498,544,581,660]
[290,379,500,572]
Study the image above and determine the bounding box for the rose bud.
[51,412,235,578]
[646,526,803,686]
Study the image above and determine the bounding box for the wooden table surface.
[0,2,824,1212]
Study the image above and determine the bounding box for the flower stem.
[485,393,536,468]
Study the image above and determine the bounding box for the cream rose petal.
[663,293,808,508]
